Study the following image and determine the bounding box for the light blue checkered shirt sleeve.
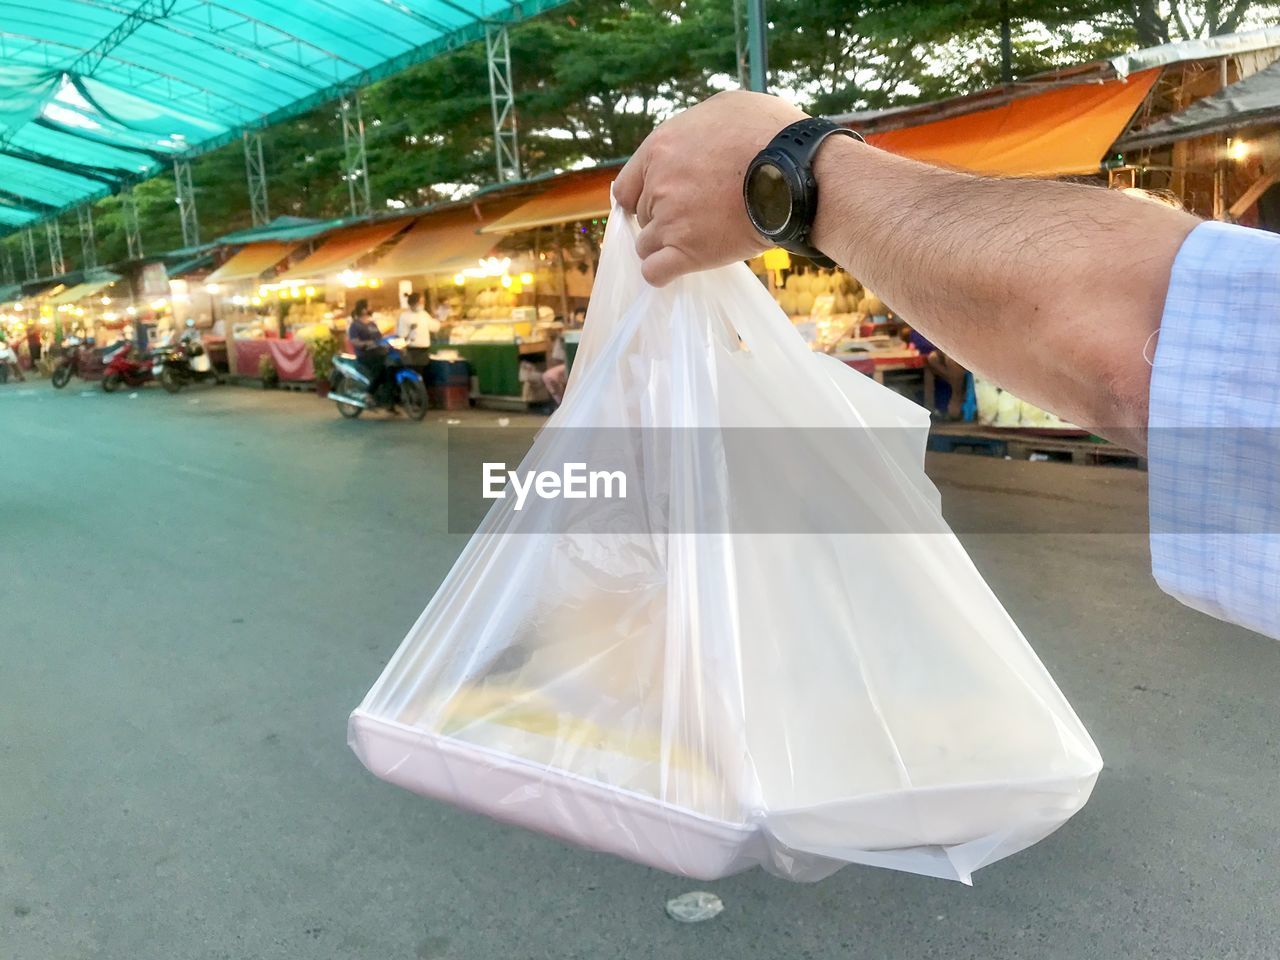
[1149,221,1280,640]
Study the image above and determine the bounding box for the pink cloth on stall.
[232,339,272,377]
[267,339,314,381]
[232,338,314,380]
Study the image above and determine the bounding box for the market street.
[3,385,1278,960]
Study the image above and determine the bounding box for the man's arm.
[613,91,1201,451]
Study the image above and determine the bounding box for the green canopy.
[0,0,570,233]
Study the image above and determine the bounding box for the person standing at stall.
[396,292,437,347]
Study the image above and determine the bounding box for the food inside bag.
[349,201,1102,884]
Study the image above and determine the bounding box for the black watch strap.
[755,118,864,268]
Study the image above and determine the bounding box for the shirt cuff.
[1148,221,1280,640]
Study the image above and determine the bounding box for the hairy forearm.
[812,137,1199,450]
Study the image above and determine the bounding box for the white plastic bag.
[349,202,1101,884]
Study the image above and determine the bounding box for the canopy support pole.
[46,220,65,277]
[121,187,143,260]
[340,93,372,217]
[486,24,521,183]
[0,244,14,286]
[78,206,98,271]
[20,228,36,280]
[746,0,767,93]
[244,132,270,227]
[175,158,200,247]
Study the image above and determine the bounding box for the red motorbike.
[101,341,154,392]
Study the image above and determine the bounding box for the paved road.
[2,383,1277,960]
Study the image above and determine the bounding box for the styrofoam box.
[348,710,763,880]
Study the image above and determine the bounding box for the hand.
[613,91,809,287]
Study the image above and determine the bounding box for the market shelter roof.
[1116,58,1280,152]
[205,242,297,285]
[47,273,121,305]
[0,0,573,233]
[277,218,412,282]
[864,69,1160,178]
[368,204,518,277]
[480,167,616,234]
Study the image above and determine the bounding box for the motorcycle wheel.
[51,365,72,389]
[336,376,362,418]
[160,367,182,394]
[102,372,122,393]
[399,378,428,421]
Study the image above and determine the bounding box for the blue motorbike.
[329,336,428,421]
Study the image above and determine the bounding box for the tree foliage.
[4,0,1280,272]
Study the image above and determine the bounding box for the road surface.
[2,383,1276,959]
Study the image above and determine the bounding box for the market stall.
[424,167,617,403]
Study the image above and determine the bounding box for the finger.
[612,145,647,212]
[640,246,694,288]
[635,220,664,261]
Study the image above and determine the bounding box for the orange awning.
[480,167,614,234]
[205,242,298,284]
[369,204,524,277]
[276,218,411,282]
[866,69,1160,178]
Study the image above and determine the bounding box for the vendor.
[396,292,438,347]
[902,326,967,421]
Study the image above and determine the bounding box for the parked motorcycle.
[0,341,22,384]
[154,326,221,393]
[328,336,428,421]
[101,341,154,392]
[50,337,87,389]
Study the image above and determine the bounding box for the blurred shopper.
[397,292,437,347]
[615,90,1280,641]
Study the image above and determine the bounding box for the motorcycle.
[0,341,23,384]
[50,337,87,389]
[329,336,428,421]
[154,326,221,393]
[101,341,154,392]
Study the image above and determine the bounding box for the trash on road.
[666,891,723,923]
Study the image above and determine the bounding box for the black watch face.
[746,159,792,235]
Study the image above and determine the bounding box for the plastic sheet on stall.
[349,200,1102,884]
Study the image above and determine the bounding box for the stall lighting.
[368,277,382,288]
[251,296,263,306]
[100,296,111,305]
[151,298,168,310]
[338,269,362,288]
[458,256,512,279]
[231,294,247,306]
[126,306,137,316]
[500,274,513,289]
[204,283,220,294]
[304,286,316,297]
[103,311,118,321]
[1229,139,1250,161]
[290,287,301,299]
[453,273,466,286]
[73,307,85,318]
[518,272,534,285]
[11,302,22,311]
[258,285,269,297]
[280,288,292,299]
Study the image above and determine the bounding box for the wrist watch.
[742,118,864,268]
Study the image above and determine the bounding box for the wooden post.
[556,234,570,321]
